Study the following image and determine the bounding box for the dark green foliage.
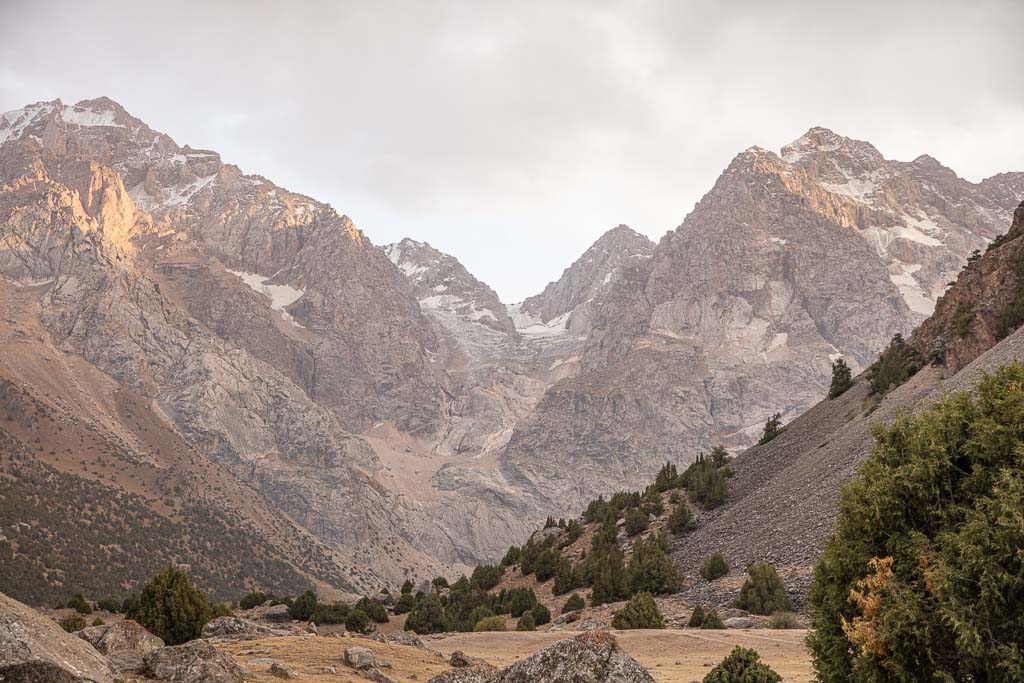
[809,363,1024,681]
[709,445,730,468]
[127,564,212,645]
[531,602,551,626]
[210,603,232,618]
[626,534,677,595]
[532,549,559,582]
[562,593,585,613]
[355,597,388,623]
[703,646,782,683]
[238,591,270,610]
[501,545,522,567]
[290,590,317,621]
[828,358,854,398]
[501,586,538,618]
[688,605,706,627]
[559,519,583,548]
[589,525,628,607]
[59,614,85,632]
[867,333,924,396]
[653,462,684,492]
[432,576,449,590]
[470,564,503,590]
[552,556,584,596]
[401,579,414,595]
[516,612,536,631]
[611,592,664,629]
[91,617,105,626]
[700,609,725,629]
[700,552,729,581]
[758,413,783,445]
[405,594,447,634]
[96,597,121,613]
[393,593,415,615]
[468,605,494,626]
[311,602,350,624]
[668,501,696,535]
[734,564,793,615]
[67,594,92,615]
[953,301,975,338]
[345,609,370,634]
[624,508,649,537]
[681,455,728,509]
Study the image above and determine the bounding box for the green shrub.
[734,564,793,615]
[589,537,628,607]
[355,597,388,623]
[470,564,503,590]
[653,462,684,492]
[809,363,1024,681]
[681,456,728,509]
[767,611,799,629]
[533,549,559,582]
[67,594,92,615]
[474,615,506,632]
[393,593,415,615]
[668,501,696,535]
[290,590,317,621]
[120,594,138,615]
[238,591,270,610]
[432,576,449,590]
[700,552,729,581]
[611,592,663,629]
[867,333,924,395]
[501,545,522,566]
[700,609,725,629]
[503,587,537,618]
[91,617,105,627]
[624,508,649,537]
[345,609,370,634]
[828,358,854,398]
[562,593,585,614]
[211,603,232,618]
[127,564,212,645]
[703,646,781,682]
[405,594,448,634]
[531,603,551,626]
[688,605,706,627]
[758,413,783,445]
[96,597,121,613]
[401,579,414,595]
[626,534,676,595]
[516,612,536,631]
[311,602,350,624]
[59,614,86,632]
[953,301,975,338]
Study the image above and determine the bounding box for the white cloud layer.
[1,0,1021,301]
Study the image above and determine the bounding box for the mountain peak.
[780,127,883,165]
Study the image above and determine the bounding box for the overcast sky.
[2,0,1021,301]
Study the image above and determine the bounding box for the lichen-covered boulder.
[142,640,243,683]
[76,619,163,672]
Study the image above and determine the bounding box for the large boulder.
[200,616,289,641]
[76,620,163,672]
[262,604,292,623]
[426,632,655,683]
[142,640,243,683]
[0,591,120,683]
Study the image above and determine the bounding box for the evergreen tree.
[734,564,793,615]
[345,609,370,634]
[290,590,317,620]
[562,593,585,613]
[127,564,212,645]
[688,605,706,627]
[809,363,1024,681]
[530,602,551,626]
[668,501,696,535]
[828,358,854,398]
[611,592,664,629]
[758,414,783,445]
[704,646,782,683]
[626,534,677,595]
[516,611,536,631]
[624,508,649,537]
[401,579,414,595]
[700,552,729,581]
[405,593,447,634]
[393,593,415,615]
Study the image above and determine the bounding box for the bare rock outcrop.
[142,640,243,683]
[0,591,120,683]
[76,619,162,673]
[426,632,654,683]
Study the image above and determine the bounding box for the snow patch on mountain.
[0,102,55,146]
[227,269,305,325]
[61,105,123,128]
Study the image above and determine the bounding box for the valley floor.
[218,629,812,682]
